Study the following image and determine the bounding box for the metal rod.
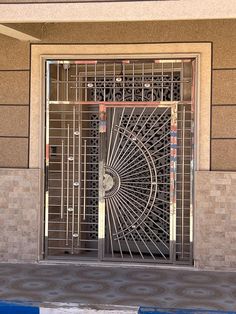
[111,107,146,169]
[83,139,87,220]
[151,63,154,101]
[122,63,125,101]
[190,59,196,262]
[115,196,155,260]
[108,108,125,166]
[181,61,184,101]
[109,197,133,258]
[132,63,135,101]
[75,64,78,102]
[57,63,59,101]
[94,63,97,102]
[181,105,186,258]
[106,198,123,258]
[118,130,171,176]
[44,61,50,257]
[170,104,177,262]
[105,200,114,258]
[66,124,70,246]
[60,140,64,219]
[66,66,69,101]
[106,108,116,164]
[171,62,174,102]
[103,63,106,102]
[112,107,159,170]
[113,194,144,259]
[71,106,76,253]
[161,63,164,101]
[109,107,135,169]
[85,64,88,101]
[115,190,164,259]
[142,63,144,101]
[113,63,116,102]
[77,105,82,246]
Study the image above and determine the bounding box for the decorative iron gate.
[45,59,194,264]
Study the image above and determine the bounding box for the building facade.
[0,1,236,270]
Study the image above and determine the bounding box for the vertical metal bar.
[57,63,59,101]
[85,64,88,102]
[170,104,177,263]
[77,105,82,246]
[66,65,69,101]
[180,61,184,101]
[106,108,116,164]
[151,63,154,102]
[122,63,125,102]
[181,105,186,259]
[71,106,76,253]
[113,63,116,102]
[103,63,106,102]
[75,64,78,102]
[171,62,174,102]
[190,59,196,263]
[98,104,106,260]
[83,139,87,220]
[60,140,64,219]
[132,63,135,101]
[94,63,97,102]
[66,124,70,246]
[44,61,50,257]
[141,63,144,101]
[161,62,164,101]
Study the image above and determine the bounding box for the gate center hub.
[103,167,121,198]
[103,173,114,192]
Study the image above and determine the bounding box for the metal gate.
[45,59,194,264]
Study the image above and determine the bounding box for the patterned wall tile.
[0,169,40,262]
[195,171,236,270]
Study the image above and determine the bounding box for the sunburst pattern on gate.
[101,105,177,261]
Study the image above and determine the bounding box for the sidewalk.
[0,262,235,312]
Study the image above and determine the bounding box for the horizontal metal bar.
[48,247,98,251]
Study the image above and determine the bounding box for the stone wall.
[195,171,236,270]
[0,169,41,262]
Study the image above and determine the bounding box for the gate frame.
[98,102,178,264]
[30,43,212,264]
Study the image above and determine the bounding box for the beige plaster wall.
[1,19,236,169]
[1,1,236,23]
[195,171,236,270]
[0,34,30,168]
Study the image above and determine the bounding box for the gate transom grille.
[45,59,194,264]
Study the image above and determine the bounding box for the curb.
[0,302,236,314]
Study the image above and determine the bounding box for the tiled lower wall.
[0,169,235,269]
[195,171,236,270]
[0,169,41,262]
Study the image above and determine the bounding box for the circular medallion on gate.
[103,166,121,198]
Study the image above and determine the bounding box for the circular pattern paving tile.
[176,285,221,300]
[10,278,56,292]
[65,280,109,294]
[28,266,69,278]
[176,272,215,285]
[118,282,166,296]
[77,268,115,280]
[127,270,166,282]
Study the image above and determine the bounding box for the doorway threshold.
[39,258,194,271]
